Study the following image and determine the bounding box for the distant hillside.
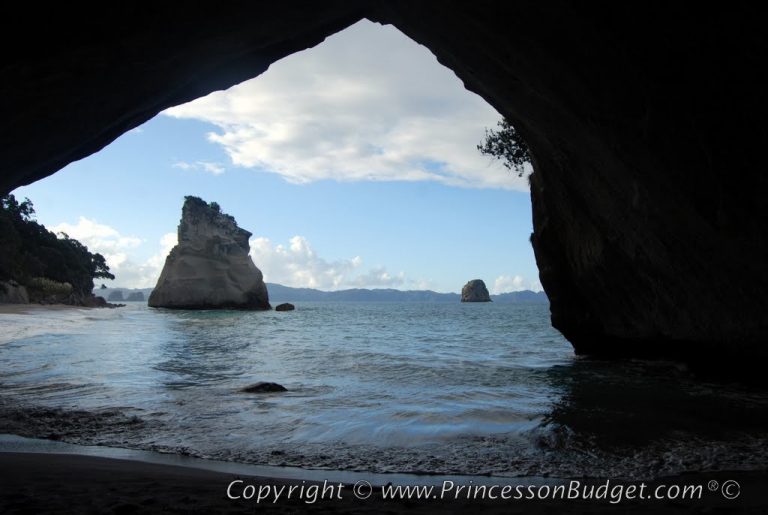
[93,287,154,302]
[93,284,548,304]
[267,283,547,303]
[492,290,548,303]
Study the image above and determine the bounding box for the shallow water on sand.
[1,302,767,479]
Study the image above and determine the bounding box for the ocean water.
[1,302,767,479]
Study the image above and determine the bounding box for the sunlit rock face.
[3,3,768,368]
[148,197,270,310]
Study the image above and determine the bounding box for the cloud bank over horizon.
[164,20,526,191]
[492,274,542,295]
[50,216,541,293]
[52,217,175,289]
[249,235,408,290]
[49,217,418,291]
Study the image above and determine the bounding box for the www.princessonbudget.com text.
[227,478,737,504]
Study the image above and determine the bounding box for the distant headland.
[0,194,118,307]
[98,284,548,304]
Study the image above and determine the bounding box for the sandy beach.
[0,303,105,345]
[0,303,90,315]
[1,304,765,513]
[0,451,765,514]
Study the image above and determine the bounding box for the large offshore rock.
[148,197,270,310]
[461,279,491,303]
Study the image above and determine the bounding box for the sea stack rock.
[461,279,491,302]
[148,196,270,310]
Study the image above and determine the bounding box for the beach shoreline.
[1,303,765,513]
[0,303,93,315]
[0,446,765,513]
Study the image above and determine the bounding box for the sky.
[12,20,541,294]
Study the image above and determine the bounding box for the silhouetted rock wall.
[3,3,767,368]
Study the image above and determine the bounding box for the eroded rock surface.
[148,197,270,310]
[461,280,491,303]
[0,280,29,304]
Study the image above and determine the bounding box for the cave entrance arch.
[4,4,768,369]
[11,18,541,302]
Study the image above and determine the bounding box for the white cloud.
[51,217,175,288]
[250,235,407,290]
[347,267,406,288]
[46,218,540,294]
[164,20,526,191]
[52,217,141,256]
[493,274,543,294]
[145,232,177,271]
[172,160,226,175]
[46,218,419,291]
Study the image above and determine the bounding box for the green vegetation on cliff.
[477,118,531,177]
[0,195,114,299]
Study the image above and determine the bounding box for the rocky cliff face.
[0,281,29,304]
[371,3,768,371]
[148,197,270,310]
[3,3,768,371]
[461,280,491,303]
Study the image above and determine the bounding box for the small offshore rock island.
[461,279,491,302]
[148,196,270,310]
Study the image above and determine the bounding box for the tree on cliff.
[0,194,114,296]
[477,118,531,177]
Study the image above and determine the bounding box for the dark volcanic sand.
[0,452,765,514]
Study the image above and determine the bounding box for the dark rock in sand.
[88,296,108,307]
[241,382,287,393]
[275,303,295,311]
[461,280,491,303]
[82,295,124,308]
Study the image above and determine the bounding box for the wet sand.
[0,303,99,344]
[0,303,87,315]
[0,452,765,514]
